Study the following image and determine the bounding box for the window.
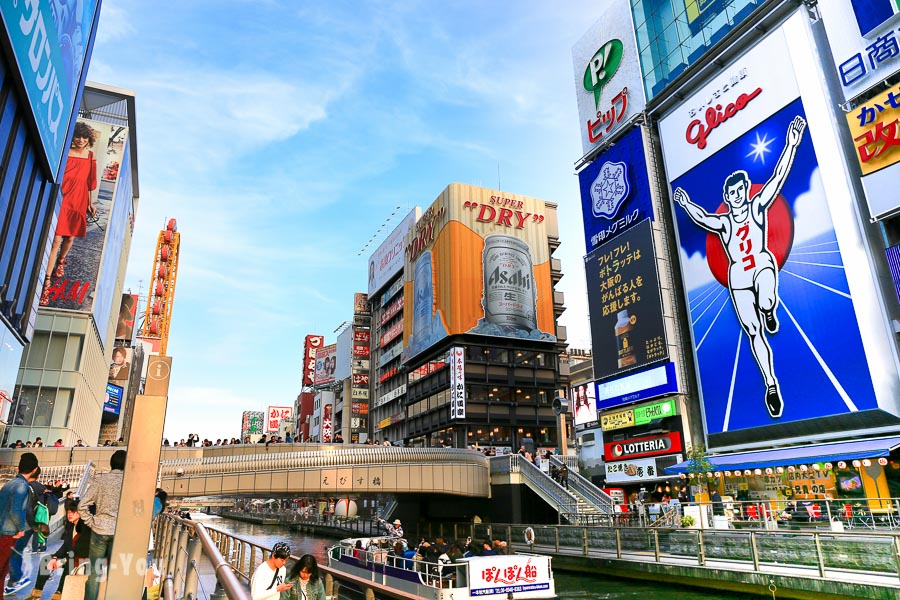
[25,334,49,369]
[45,334,67,370]
[32,388,57,427]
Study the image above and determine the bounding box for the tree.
[685,442,716,486]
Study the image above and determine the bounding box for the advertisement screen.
[108,347,132,384]
[585,220,668,380]
[0,0,100,174]
[847,81,900,221]
[41,118,129,316]
[368,208,419,296]
[571,0,645,156]
[579,126,654,252]
[571,382,598,427]
[115,294,139,341]
[659,27,878,438]
[402,184,556,363]
[104,383,123,415]
[314,344,337,386]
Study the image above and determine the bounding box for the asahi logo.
[487,265,532,290]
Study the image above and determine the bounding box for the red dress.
[56,151,97,237]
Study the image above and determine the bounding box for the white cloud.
[679,247,716,292]
[791,167,832,244]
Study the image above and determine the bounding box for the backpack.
[25,486,50,542]
[43,491,59,517]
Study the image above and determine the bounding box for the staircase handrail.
[497,454,580,516]
[547,455,614,514]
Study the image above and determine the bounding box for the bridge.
[0,445,612,525]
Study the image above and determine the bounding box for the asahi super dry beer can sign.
[402,184,557,363]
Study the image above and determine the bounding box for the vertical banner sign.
[0,0,101,174]
[302,335,324,386]
[115,294,139,341]
[658,25,878,437]
[585,219,668,380]
[449,347,466,419]
[322,404,333,442]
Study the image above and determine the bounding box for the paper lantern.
[724,470,732,477]
[862,459,872,467]
[776,466,784,474]
[799,464,808,472]
[743,469,752,476]
[837,461,847,469]
[852,460,861,468]
[879,458,888,466]
[824,463,833,470]
[765,468,773,475]
[787,466,795,473]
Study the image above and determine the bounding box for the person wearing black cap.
[0,452,39,596]
[250,541,293,600]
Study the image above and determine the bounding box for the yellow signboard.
[847,82,900,175]
[601,407,635,431]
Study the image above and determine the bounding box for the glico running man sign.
[658,17,889,444]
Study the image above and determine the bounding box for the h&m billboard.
[0,0,100,175]
[571,0,645,157]
[579,126,655,252]
[368,208,420,296]
[402,184,556,363]
[658,14,899,445]
[40,117,129,332]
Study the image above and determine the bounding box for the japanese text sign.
[847,81,900,175]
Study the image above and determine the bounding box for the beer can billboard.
[658,15,897,446]
[402,184,556,363]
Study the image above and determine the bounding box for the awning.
[665,435,900,474]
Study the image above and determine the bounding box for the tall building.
[0,1,103,442]
[7,83,140,445]
[375,183,569,450]
[573,0,900,506]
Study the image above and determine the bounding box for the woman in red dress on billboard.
[40,121,98,306]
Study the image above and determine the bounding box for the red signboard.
[352,373,369,387]
[302,335,325,386]
[604,432,682,461]
[380,295,404,326]
[354,330,371,343]
[353,345,370,357]
[380,320,403,348]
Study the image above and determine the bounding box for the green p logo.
[583,39,624,109]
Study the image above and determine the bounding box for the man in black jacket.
[30,500,91,599]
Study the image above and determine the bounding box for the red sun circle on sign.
[705,183,794,287]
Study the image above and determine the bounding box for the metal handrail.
[547,455,614,514]
[155,514,250,600]
[499,455,580,519]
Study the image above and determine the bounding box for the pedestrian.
[250,541,292,600]
[378,518,403,538]
[0,452,40,596]
[281,554,326,600]
[79,449,126,600]
[559,465,569,489]
[30,499,91,599]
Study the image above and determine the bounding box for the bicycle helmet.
[272,542,291,558]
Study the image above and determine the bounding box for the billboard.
[604,432,682,461]
[108,347,132,384]
[368,208,420,296]
[819,0,900,102]
[571,0,645,156]
[402,184,556,363]
[354,292,369,315]
[104,383,123,415]
[266,405,293,433]
[571,382,598,427]
[0,0,100,174]
[302,335,324,386]
[585,220,668,381]
[241,410,264,438]
[846,81,900,220]
[658,22,883,439]
[115,294,138,341]
[579,126,654,252]
[40,118,129,317]
[314,344,337,386]
[596,362,679,411]
[606,456,675,484]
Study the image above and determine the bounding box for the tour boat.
[327,536,558,599]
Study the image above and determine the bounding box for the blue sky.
[88,0,603,442]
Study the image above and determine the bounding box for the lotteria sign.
[572,0,645,156]
[604,432,682,461]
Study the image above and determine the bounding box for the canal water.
[197,515,766,599]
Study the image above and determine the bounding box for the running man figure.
[673,115,806,419]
